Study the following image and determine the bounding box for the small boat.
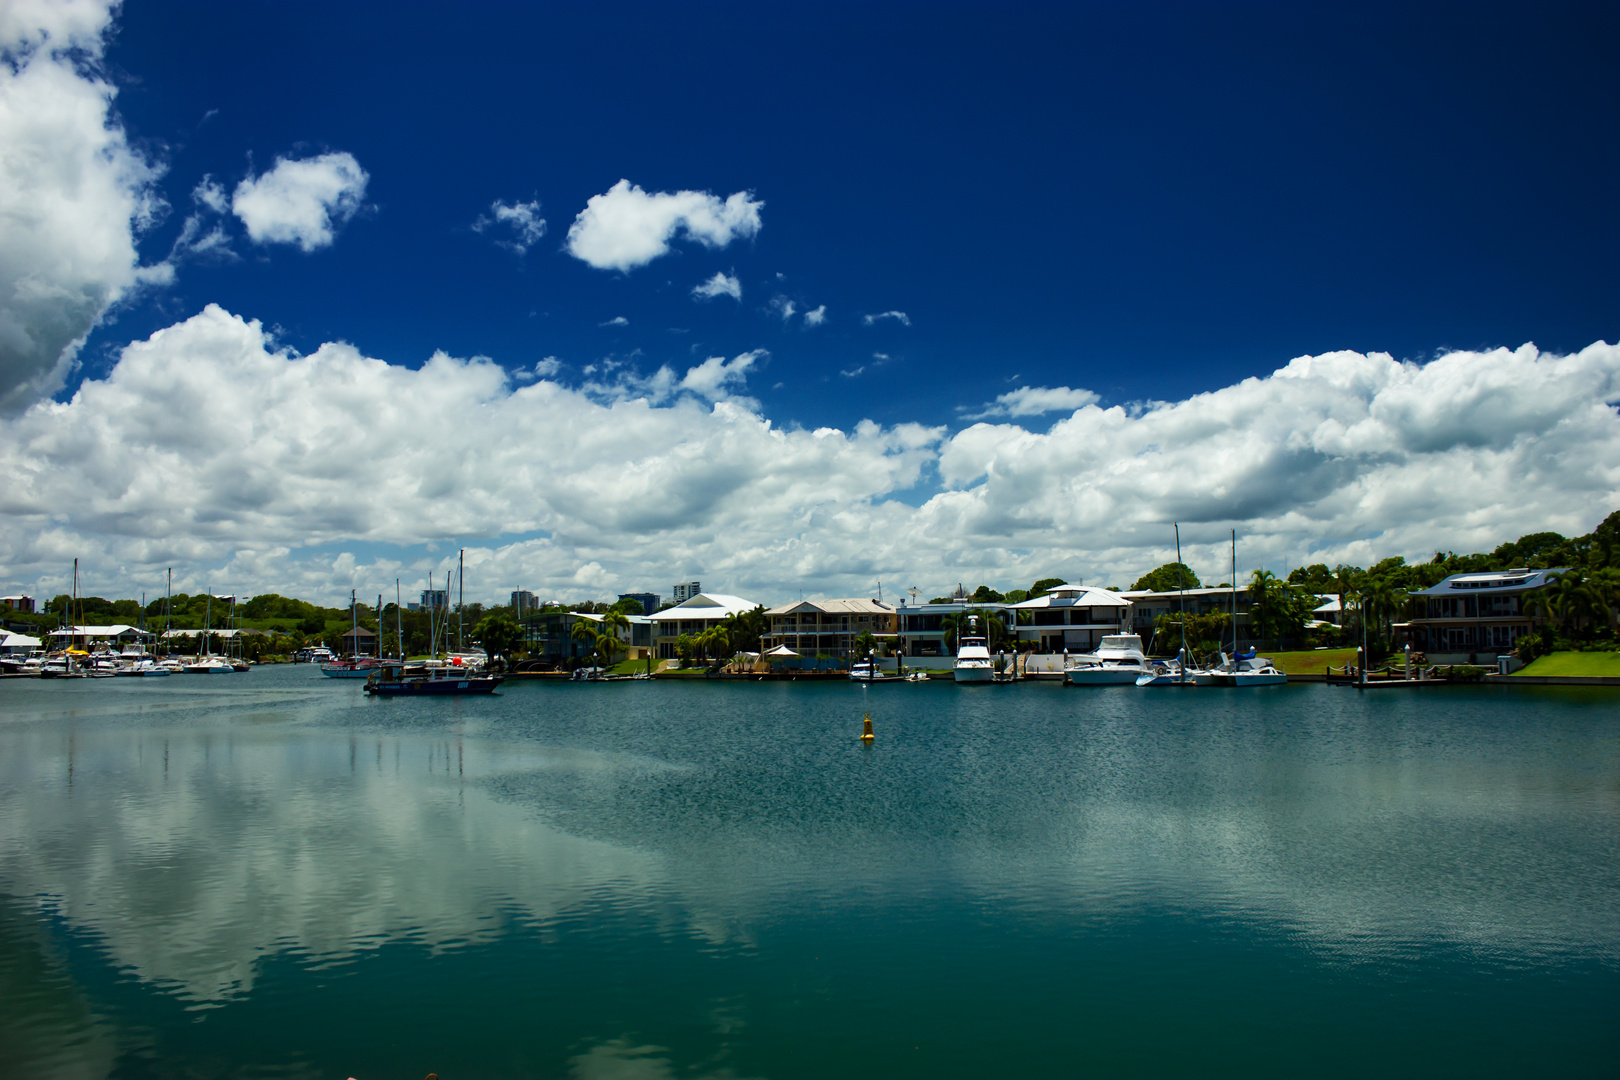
[850,658,904,682]
[1065,634,1150,685]
[183,656,235,674]
[364,664,503,696]
[320,655,383,678]
[1210,658,1288,687]
[953,617,995,684]
[1135,658,1187,686]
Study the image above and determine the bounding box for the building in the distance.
[420,589,448,610]
[648,592,757,659]
[510,590,538,615]
[0,595,35,614]
[762,598,896,657]
[618,592,660,614]
[671,581,702,604]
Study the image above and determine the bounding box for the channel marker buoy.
[860,713,875,742]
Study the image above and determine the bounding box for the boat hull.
[1065,668,1143,685]
[953,666,994,683]
[320,665,378,678]
[364,676,503,696]
[1211,672,1288,687]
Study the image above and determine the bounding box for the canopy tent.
[764,644,798,657]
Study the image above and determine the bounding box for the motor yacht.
[952,618,995,683]
[1064,634,1150,685]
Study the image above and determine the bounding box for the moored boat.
[363,664,503,696]
[1064,634,1150,685]
[953,616,996,683]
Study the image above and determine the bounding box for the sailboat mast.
[396,579,402,660]
[377,595,383,659]
[1230,529,1237,652]
[458,548,464,654]
[1174,523,1188,676]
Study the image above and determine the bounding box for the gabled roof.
[647,593,759,622]
[47,624,146,637]
[1006,584,1130,609]
[0,632,41,648]
[765,598,894,616]
[1412,568,1565,597]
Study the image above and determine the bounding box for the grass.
[1513,651,1620,677]
[608,658,651,675]
[1263,648,1359,675]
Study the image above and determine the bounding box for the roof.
[1412,568,1565,597]
[1116,585,1250,601]
[341,626,378,638]
[647,593,759,622]
[764,598,894,616]
[1006,584,1131,609]
[1313,597,1341,614]
[47,624,147,637]
[0,632,41,648]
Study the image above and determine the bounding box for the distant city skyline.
[0,1,1615,605]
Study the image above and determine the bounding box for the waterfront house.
[1405,567,1565,661]
[1005,584,1133,653]
[1,631,42,657]
[1115,585,1256,641]
[0,595,35,613]
[893,598,1014,658]
[519,610,654,663]
[648,593,759,659]
[761,598,897,658]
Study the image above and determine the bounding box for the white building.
[648,592,757,659]
[1004,584,1133,653]
[671,581,702,604]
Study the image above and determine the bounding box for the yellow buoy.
[860,712,875,742]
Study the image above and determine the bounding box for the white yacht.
[1064,634,1150,685]
[952,618,995,683]
[1209,652,1288,686]
[1135,657,1186,686]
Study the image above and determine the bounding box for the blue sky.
[1,1,1617,604]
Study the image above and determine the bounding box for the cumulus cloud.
[691,271,741,301]
[769,296,797,322]
[231,152,369,252]
[472,197,546,254]
[566,179,762,272]
[863,310,910,327]
[803,305,827,328]
[0,0,166,413]
[0,314,1613,607]
[965,385,1100,419]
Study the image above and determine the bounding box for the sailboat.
[1139,524,1193,686]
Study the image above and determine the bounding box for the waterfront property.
[648,592,759,659]
[1405,567,1566,662]
[761,598,896,657]
[1006,583,1133,653]
[47,623,156,650]
[893,598,1012,657]
[1116,584,1253,640]
[520,609,654,663]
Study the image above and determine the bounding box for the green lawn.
[1264,648,1359,675]
[1513,651,1620,677]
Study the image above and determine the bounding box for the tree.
[852,629,879,659]
[471,614,522,665]
[594,631,624,668]
[942,608,1007,652]
[1028,578,1066,598]
[610,596,645,615]
[1248,570,1311,643]
[570,617,599,660]
[1287,563,1334,593]
[969,585,1005,603]
[721,605,768,654]
[1131,563,1202,593]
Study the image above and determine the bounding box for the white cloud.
[566,179,762,272]
[231,152,369,252]
[0,0,166,413]
[804,305,827,328]
[691,271,741,301]
[840,366,865,378]
[769,296,796,322]
[677,349,765,402]
[965,385,1100,419]
[472,197,545,254]
[863,310,911,327]
[0,313,1613,606]
[599,316,629,328]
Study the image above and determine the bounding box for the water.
[1,668,1616,1078]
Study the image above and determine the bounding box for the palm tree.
[570,616,599,662]
[594,631,624,669]
[943,608,1007,652]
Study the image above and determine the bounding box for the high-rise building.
[511,590,538,614]
[618,592,660,614]
[671,581,702,604]
[420,589,448,610]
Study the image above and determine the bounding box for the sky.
[1,0,1617,607]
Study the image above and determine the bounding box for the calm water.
[0,668,1616,1078]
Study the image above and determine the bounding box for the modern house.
[1405,568,1566,661]
[1115,585,1256,640]
[648,593,758,659]
[520,610,654,663]
[1004,584,1133,653]
[893,598,1013,657]
[761,598,897,657]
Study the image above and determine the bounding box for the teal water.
[1,669,1616,1078]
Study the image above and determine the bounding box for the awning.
[764,644,798,657]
